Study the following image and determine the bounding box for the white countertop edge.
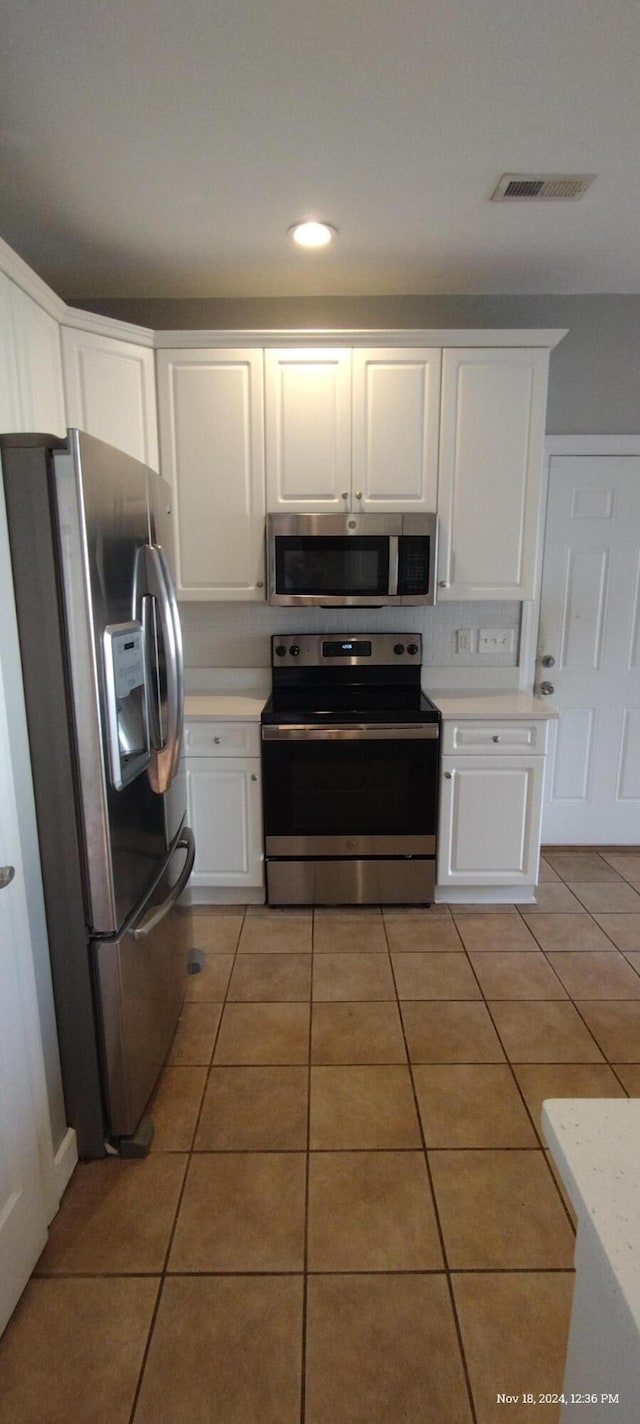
[430,690,559,719]
[184,691,268,721]
[542,1098,640,1327]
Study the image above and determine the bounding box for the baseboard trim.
[51,1127,78,1215]
[435,886,536,904]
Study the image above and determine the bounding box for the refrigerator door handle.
[143,543,184,793]
[132,828,195,941]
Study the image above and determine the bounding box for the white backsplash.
[180,600,522,671]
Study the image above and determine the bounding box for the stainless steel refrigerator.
[1,430,194,1157]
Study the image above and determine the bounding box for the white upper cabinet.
[62,328,159,470]
[6,281,66,437]
[436,348,549,600]
[156,348,266,600]
[265,349,352,512]
[352,348,440,512]
[0,274,21,433]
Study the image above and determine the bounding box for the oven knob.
[289,644,300,657]
[393,643,405,655]
[275,644,287,657]
[407,643,419,655]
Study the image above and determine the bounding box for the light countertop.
[184,690,268,722]
[542,1098,640,1329]
[429,690,559,720]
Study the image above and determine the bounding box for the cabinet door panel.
[10,283,66,436]
[437,349,548,599]
[352,349,440,511]
[0,274,21,432]
[186,758,263,886]
[62,328,158,469]
[438,754,544,885]
[157,349,265,599]
[265,349,351,510]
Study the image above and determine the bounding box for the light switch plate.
[478,627,514,652]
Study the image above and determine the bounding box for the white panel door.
[539,455,640,843]
[438,755,544,885]
[437,348,548,599]
[157,349,265,599]
[352,349,441,511]
[62,328,158,469]
[265,349,352,511]
[0,491,51,1335]
[186,759,263,887]
[9,282,66,436]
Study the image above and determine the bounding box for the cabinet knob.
[492,735,501,743]
[214,736,222,744]
[256,580,264,589]
[439,580,449,589]
[444,771,452,779]
[341,491,349,500]
[251,773,258,782]
[355,490,362,500]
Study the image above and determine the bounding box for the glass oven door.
[262,725,439,856]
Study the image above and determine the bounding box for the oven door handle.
[261,724,439,740]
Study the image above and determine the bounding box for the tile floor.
[2,848,640,1424]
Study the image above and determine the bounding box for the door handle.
[144,544,184,792]
[0,865,15,890]
[132,829,196,940]
[538,682,555,695]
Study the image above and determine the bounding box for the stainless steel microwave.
[267,512,437,606]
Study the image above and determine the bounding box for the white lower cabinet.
[184,721,264,898]
[437,719,548,895]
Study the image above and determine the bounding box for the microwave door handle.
[144,544,184,791]
[388,536,399,595]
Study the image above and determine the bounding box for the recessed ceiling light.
[289,221,337,248]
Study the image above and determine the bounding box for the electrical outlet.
[456,628,473,653]
[478,627,514,652]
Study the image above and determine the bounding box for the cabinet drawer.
[441,720,547,756]
[183,721,261,758]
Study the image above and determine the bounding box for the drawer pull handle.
[214,736,222,745]
[341,491,349,500]
[492,735,501,743]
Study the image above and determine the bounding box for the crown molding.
[0,236,67,321]
[61,306,155,345]
[153,327,568,349]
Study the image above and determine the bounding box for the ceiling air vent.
[491,173,596,202]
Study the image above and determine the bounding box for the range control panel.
[271,633,422,668]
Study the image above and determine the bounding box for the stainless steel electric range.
[261,633,440,905]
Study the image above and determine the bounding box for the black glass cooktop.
[261,688,440,725]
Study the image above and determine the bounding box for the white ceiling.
[2,0,640,299]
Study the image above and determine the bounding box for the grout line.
[299,912,315,1424]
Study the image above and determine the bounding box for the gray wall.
[70,293,640,435]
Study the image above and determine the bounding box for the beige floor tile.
[305,1274,472,1424]
[488,1000,604,1063]
[37,1156,187,1274]
[513,1063,626,1144]
[593,914,640,952]
[213,1002,310,1063]
[612,1063,640,1094]
[237,912,312,953]
[623,951,640,976]
[522,913,614,952]
[392,951,481,999]
[413,1064,537,1147]
[544,850,624,882]
[167,1001,222,1065]
[547,950,640,999]
[309,1065,421,1148]
[527,883,586,913]
[312,951,395,1000]
[453,1272,574,1424]
[195,1065,308,1149]
[538,856,561,882]
[469,951,567,999]
[569,881,640,913]
[451,903,517,914]
[183,951,234,1001]
[0,1277,158,1424]
[227,951,311,1001]
[189,912,244,953]
[599,851,640,885]
[401,1001,505,1062]
[311,1001,406,1063]
[169,1152,306,1272]
[149,1066,207,1151]
[134,1276,302,1424]
[313,911,388,953]
[429,1150,575,1268]
[383,912,464,952]
[575,1001,640,1061]
[454,913,539,952]
[307,1151,443,1270]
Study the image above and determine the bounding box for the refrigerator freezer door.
[54,432,168,932]
[92,828,195,1140]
